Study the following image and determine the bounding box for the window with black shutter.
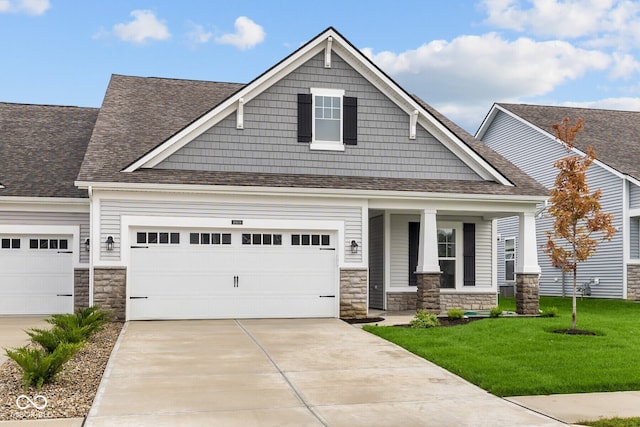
[297,89,357,149]
[463,223,476,287]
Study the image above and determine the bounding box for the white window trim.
[437,222,463,290]
[310,87,345,151]
[504,237,516,283]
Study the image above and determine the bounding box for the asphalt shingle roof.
[77,75,547,198]
[0,103,98,198]
[498,103,640,182]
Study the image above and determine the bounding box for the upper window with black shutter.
[298,88,357,151]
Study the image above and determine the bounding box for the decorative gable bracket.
[410,110,419,140]
[236,98,244,129]
[324,36,333,68]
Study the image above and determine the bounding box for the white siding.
[99,198,363,264]
[475,219,493,288]
[0,210,89,264]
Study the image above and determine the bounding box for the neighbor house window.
[297,89,357,150]
[505,238,515,282]
[438,228,456,289]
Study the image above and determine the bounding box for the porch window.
[505,238,515,282]
[438,228,456,288]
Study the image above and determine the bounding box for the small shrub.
[26,327,85,353]
[5,342,82,389]
[409,309,440,328]
[541,307,559,317]
[46,306,110,340]
[447,308,465,320]
[489,307,503,318]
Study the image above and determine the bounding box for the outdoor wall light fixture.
[350,240,359,254]
[106,236,114,251]
[84,238,90,252]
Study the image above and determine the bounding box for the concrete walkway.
[83,318,564,427]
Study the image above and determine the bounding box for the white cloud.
[215,16,265,50]
[113,10,170,44]
[561,97,640,111]
[610,52,640,78]
[0,0,49,15]
[187,23,213,45]
[364,32,611,132]
[481,0,640,47]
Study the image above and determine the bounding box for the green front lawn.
[363,297,640,397]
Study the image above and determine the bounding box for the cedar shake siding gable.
[0,103,98,198]
[157,52,483,181]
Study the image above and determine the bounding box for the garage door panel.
[129,229,338,320]
[0,236,73,315]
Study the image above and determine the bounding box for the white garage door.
[0,235,74,314]
[129,229,338,320]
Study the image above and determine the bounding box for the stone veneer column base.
[340,268,367,319]
[73,268,90,311]
[416,273,441,314]
[93,267,127,321]
[516,273,540,315]
[386,292,418,311]
[440,292,497,311]
[627,265,640,301]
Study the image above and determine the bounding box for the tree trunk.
[572,268,577,330]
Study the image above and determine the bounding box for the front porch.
[367,207,540,316]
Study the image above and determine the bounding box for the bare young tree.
[545,117,616,331]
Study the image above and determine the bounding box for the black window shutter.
[463,223,476,286]
[343,96,357,145]
[408,222,420,286]
[297,94,312,143]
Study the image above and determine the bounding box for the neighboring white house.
[2,28,548,320]
[0,103,97,314]
[477,103,640,300]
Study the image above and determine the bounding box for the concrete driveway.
[84,319,567,427]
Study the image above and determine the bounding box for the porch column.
[416,209,441,313]
[516,211,541,315]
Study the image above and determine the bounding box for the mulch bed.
[342,317,385,324]
[553,328,597,335]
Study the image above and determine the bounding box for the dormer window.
[298,89,357,151]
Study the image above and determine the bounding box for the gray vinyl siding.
[389,214,493,289]
[0,210,89,264]
[630,183,640,209]
[158,52,482,181]
[630,217,639,260]
[368,215,384,309]
[99,198,362,264]
[483,110,624,298]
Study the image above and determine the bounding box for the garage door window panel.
[1,238,20,249]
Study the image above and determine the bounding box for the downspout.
[88,186,94,307]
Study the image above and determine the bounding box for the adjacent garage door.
[0,235,74,314]
[129,229,338,320]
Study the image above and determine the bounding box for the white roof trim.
[123,28,512,186]
[482,104,627,181]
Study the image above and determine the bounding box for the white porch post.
[416,209,441,313]
[516,211,541,275]
[516,211,541,314]
[416,209,440,273]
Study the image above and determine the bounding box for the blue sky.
[2,0,640,132]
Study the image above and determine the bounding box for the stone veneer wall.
[627,265,640,301]
[386,292,417,311]
[516,273,540,315]
[440,292,497,311]
[416,273,441,313]
[340,268,367,319]
[73,268,90,310]
[93,267,126,321]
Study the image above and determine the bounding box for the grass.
[363,297,640,397]
[580,417,640,427]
